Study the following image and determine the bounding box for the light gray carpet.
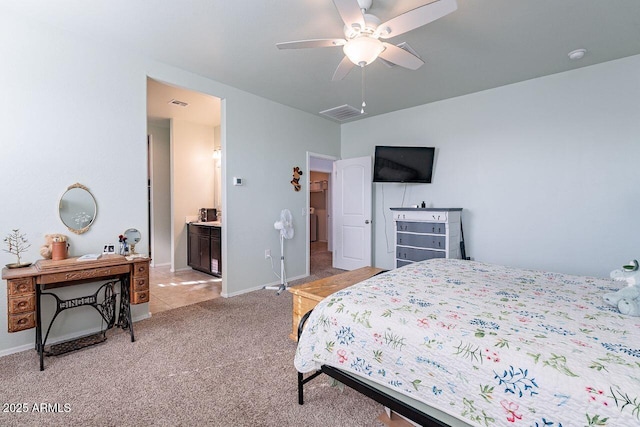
[0,289,386,427]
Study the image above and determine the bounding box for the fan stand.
[265,232,289,295]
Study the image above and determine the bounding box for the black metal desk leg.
[118,275,135,342]
[36,284,44,371]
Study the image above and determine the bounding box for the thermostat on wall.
[233,177,243,186]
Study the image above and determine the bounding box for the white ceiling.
[147,78,221,128]
[4,0,640,122]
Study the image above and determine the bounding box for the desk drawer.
[132,277,148,292]
[40,265,130,284]
[8,277,35,296]
[132,262,148,278]
[9,294,36,314]
[8,312,36,332]
[132,290,149,304]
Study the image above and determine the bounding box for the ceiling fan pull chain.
[361,65,366,114]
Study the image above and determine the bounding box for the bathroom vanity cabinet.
[187,223,222,276]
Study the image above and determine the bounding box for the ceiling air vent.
[380,42,420,68]
[319,104,365,122]
[168,99,189,107]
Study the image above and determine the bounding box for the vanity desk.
[2,255,150,370]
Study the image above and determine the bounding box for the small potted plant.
[3,229,32,268]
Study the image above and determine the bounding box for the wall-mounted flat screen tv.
[373,146,435,183]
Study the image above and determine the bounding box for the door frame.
[306,151,338,277]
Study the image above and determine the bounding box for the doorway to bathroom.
[146,77,223,313]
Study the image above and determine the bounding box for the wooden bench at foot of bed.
[287,266,385,341]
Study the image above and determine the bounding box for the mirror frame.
[59,183,97,235]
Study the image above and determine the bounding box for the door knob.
[365,220,371,224]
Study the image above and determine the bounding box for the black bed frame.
[297,310,450,427]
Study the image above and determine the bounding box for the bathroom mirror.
[59,183,97,235]
[124,228,141,254]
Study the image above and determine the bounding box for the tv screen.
[373,146,435,183]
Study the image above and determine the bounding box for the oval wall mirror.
[59,183,97,235]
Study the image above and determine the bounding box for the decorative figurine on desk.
[3,228,32,268]
[39,233,69,260]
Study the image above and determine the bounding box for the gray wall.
[0,8,340,355]
[342,54,640,277]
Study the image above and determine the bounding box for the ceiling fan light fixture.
[343,36,385,66]
[568,48,586,60]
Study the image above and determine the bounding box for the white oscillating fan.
[266,209,294,295]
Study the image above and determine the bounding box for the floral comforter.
[295,259,640,427]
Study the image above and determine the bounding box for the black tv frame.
[373,145,435,183]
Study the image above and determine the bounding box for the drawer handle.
[18,318,27,325]
[17,301,28,308]
[18,284,28,292]
[138,266,145,272]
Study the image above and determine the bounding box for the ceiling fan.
[276,0,457,81]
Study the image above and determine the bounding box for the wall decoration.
[291,166,303,192]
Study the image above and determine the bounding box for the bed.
[295,259,640,426]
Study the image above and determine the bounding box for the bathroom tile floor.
[149,266,222,314]
[148,242,337,314]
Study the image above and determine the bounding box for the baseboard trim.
[151,262,171,268]
[221,274,308,298]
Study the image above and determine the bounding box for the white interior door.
[332,156,372,270]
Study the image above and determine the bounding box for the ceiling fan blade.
[333,0,365,31]
[379,43,425,70]
[332,56,355,81]
[376,0,457,39]
[276,39,346,49]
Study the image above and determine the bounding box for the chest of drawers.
[391,208,463,268]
